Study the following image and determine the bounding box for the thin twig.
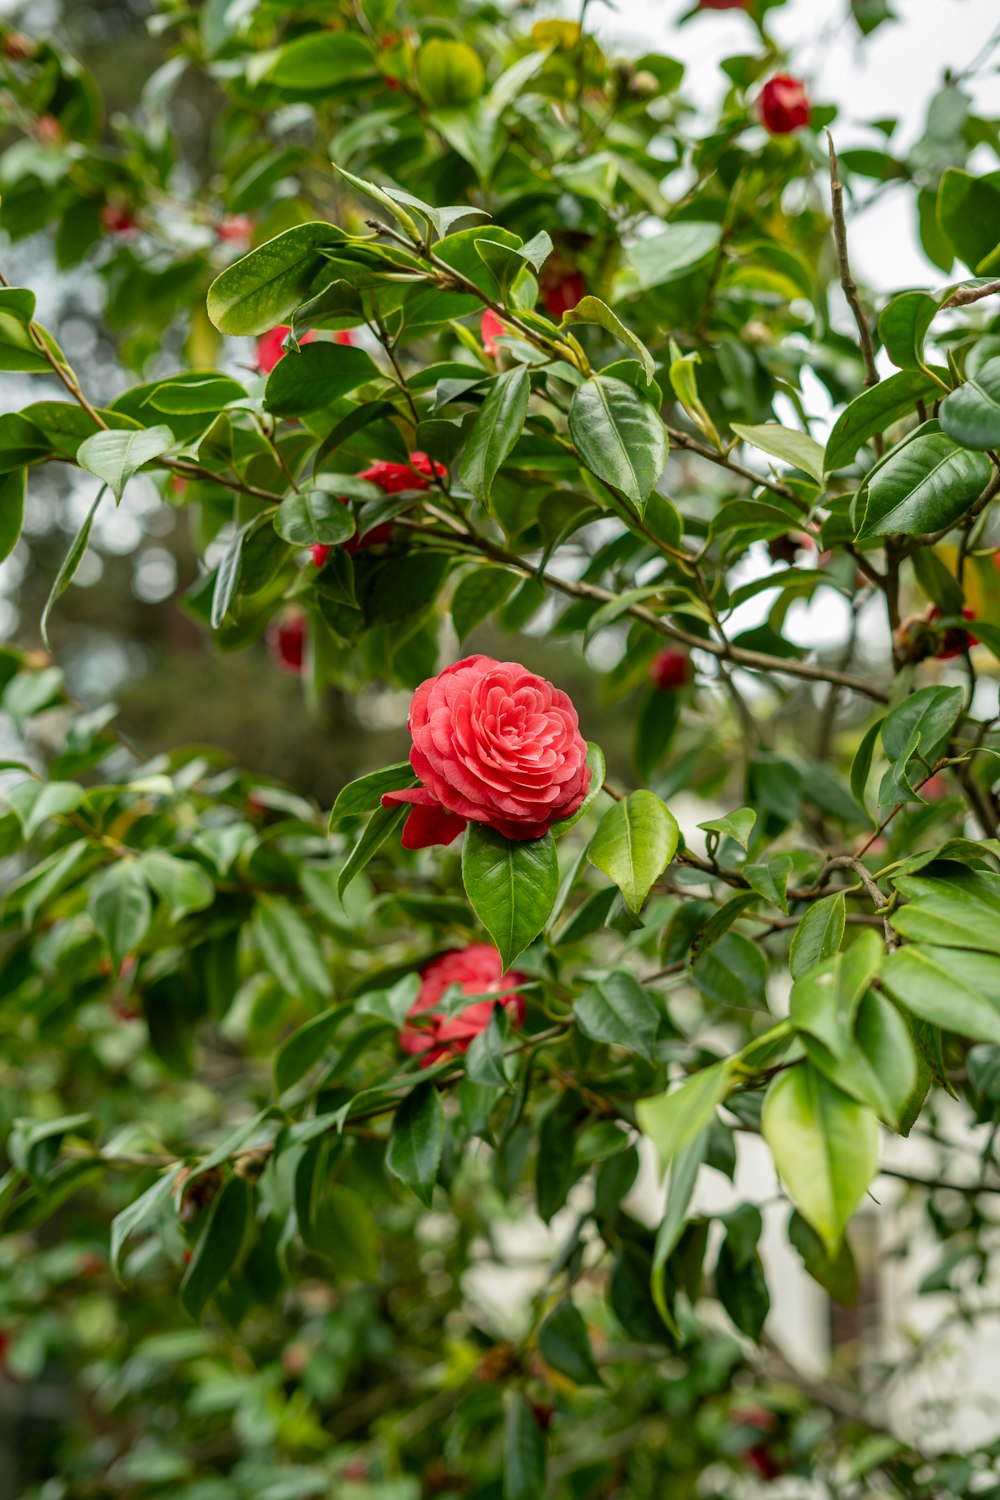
[826,132,879,398]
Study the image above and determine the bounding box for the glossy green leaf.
[857,430,990,539]
[698,807,756,850]
[40,486,106,649]
[207,223,349,335]
[386,1083,444,1207]
[940,357,1000,450]
[569,376,669,510]
[0,468,26,564]
[264,342,379,417]
[503,1391,547,1500]
[110,1167,181,1285]
[462,824,559,969]
[458,365,530,505]
[451,565,520,639]
[825,369,943,470]
[179,1175,251,1321]
[330,763,417,823]
[891,867,1000,954]
[274,1005,351,1095]
[881,943,1000,1042]
[274,489,357,548]
[877,290,938,372]
[789,929,883,1059]
[789,893,846,979]
[587,790,678,913]
[761,1064,879,1253]
[637,1060,733,1178]
[562,296,655,383]
[252,895,333,1001]
[263,31,373,89]
[802,989,920,1135]
[337,804,407,897]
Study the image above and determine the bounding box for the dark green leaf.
[569,376,669,510]
[179,1175,251,1321]
[462,825,559,969]
[574,970,660,1058]
[940,357,1000,450]
[386,1084,445,1207]
[207,223,349,335]
[857,430,990,539]
[538,1299,603,1385]
[458,366,530,506]
[264,343,380,417]
[503,1392,547,1500]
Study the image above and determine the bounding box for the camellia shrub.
[2,0,1000,1495]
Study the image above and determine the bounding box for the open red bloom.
[759,74,811,134]
[311,450,446,566]
[256,325,317,374]
[267,615,306,675]
[481,309,506,356]
[382,655,591,849]
[650,648,691,691]
[400,945,526,1063]
[929,605,977,659]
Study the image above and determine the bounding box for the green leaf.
[0,468,26,564]
[207,223,349,335]
[825,369,944,470]
[76,426,173,504]
[274,1004,351,1095]
[264,342,379,417]
[698,807,756,850]
[4,778,84,839]
[330,763,417,823]
[761,1064,878,1254]
[881,943,1000,1042]
[386,1083,444,1207]
[252,896,333,1002]
[937,169,1000,274]
[141,851,215,922]
[940,357,1000,450]
[880,684,962,798]
[88,860,152,965]
[311,1182,379,1279]
[856,430,990,539]
[790,929,883,1059]
[890,867,1000,955]
[788,1209,859,1305]
[40,486,106,649]
[538,1299,603,1385]
[587,790,678,913]
[451,565,520,639]
[789,893,846,979]
[715,1212,770,1339]
[651,1131,706,1326]
[731,422,826,485]
[692,930,768,1010]
[569,376,669,510]
[146,375,248,415]
[562,296,655,383]
[458,366,530,506]
[179,1175,251,1321]
[850,716,884,817]
[574,970,660,1058]
[802,990,920,1135]
[624,222,721,292]
[461,825,559,969]
[262,30,373,89]
[110,1167,181,1285]
[337,804,407,897]
[637,1060,733,1178]
[417,38,485,107]
[209,520,252,630]
[877,290,938,372]
[274,488,357,548]
[503,1392,547,1500]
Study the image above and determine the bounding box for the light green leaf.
[881,943,1000,1042]
[4,778,84,839]
[88,860,152,965]
[637,1060,733,1177]
[141,850,215,923]
[274,488,357,548]
[789,893,846,979]
[623,222,721,292]
[790,929,883,1059]
[698,807,756,850]
[762,1064,879,1253]
[110,1167,181,1285]
[252,895,333,1001]
[77,426,173,504]
[263,30,373,89]
[588,790,678,913]
[731,422,826,485]
[562,296,655,383]
[461,824,559,969]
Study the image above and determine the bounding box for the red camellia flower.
[217,214,254,246]
[267,615,306,675]
[256,325,316,374]
[759,74,812,134]
[100,202,138,238]
[401,945,526,1063]
[311,450,445,567]
[929,605,977,659]
[382,655,591,849]
[542,268,586,318]
[650,648,691,691]
[481,309,506,356]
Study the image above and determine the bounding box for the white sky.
[584,0,1000,287]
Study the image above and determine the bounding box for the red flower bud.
[481,309,506,356]
[759,74,811,134]
[928,605,977,659]
[217,214,254,246]
[267,615,307,675]
[101,202,138,238]
[650,648,691,691]
[542,268,586,318]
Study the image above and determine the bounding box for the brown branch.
[826,132,879,398]
[942,279,1000,309]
